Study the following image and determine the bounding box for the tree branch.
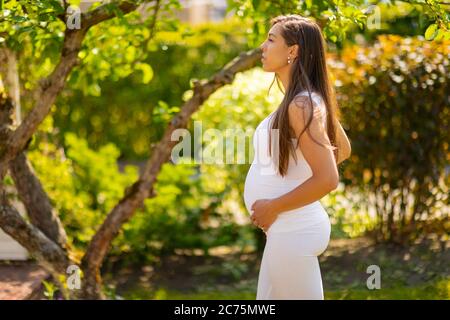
[81,0,141,30]
[0,28,86,175]
[0,1,146,175]
[0,93,14,182]
[0,48,21,124]
[0,203,71,275]
[80,47,263,298]
[9,152,69,251]
[0,47,68,251]
[0,0,150,300]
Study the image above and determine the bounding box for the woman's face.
[259,24,291,72]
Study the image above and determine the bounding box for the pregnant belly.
[243,163,296,214]
[243,162,329,232]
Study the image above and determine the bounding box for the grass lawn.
[103,236,449,300]
[120,277,449,300]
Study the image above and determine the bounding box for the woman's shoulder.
[294,90,323,106]
[289,90,327,126]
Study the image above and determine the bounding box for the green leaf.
[48,0,65,13]
[11,15,28,23]
[434,29,444,41]
[424,24,438,40]
[444,30,450,41]
[136,63,154,84]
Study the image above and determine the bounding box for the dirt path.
[0,261,49,300]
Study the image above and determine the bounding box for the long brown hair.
[267,14,340,177]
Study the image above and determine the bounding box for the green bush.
[110,68,287,261]
[27,120,253,263]
[27,121,138,257]
[329,35,450,243]
[54,17,251,159]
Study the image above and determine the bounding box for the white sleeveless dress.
[243,90,331,300]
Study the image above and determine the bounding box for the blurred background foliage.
[26,32,449,263]
[55,17,252,158]
[1,0,449,299]
[331,35,449,243]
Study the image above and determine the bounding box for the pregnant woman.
[243,14,352,299]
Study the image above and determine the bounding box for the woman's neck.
[276,67,291,92]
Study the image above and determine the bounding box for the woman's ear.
[289,44,299,59]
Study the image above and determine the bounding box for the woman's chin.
[261,63,270,72]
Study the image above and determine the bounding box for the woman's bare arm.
[335,120,351,165]
[269,96,339,215]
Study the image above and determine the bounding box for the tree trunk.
[0,2,264,299]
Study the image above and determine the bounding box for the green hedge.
[329,35,449,243]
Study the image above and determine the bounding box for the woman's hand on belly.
[250,199,279,233]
